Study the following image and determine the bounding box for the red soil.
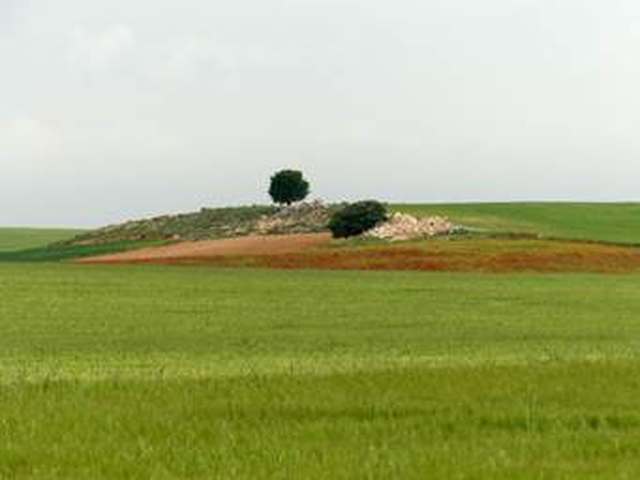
[77,233,332,264]
[78,234,640,274]
[250,248,640,273]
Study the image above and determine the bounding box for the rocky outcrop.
[255,200,335,234]
[364,213,454,241]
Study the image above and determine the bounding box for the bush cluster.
[328,201,388,238]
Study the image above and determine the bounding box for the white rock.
[364,213,453,241]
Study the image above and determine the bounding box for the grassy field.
[0,239,169,263]
[393,202,640,244]
[0,228,83,252]
[2,263,640,478]
[2,206,640,478]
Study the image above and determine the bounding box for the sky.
[2,0,640,227]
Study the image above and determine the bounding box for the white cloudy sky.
[2,0,640,226]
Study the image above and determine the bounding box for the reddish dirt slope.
[78,233,332,264]
[77,234,640,274]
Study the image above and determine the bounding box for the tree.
[328,200,388,238]
[268,170,310,205]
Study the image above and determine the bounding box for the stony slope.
[63,202,340,246]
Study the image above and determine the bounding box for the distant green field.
[2,264,640,478]
[0,228,83,252]
[0,227,170,263]
[394,203,640,244]
[0,239,168,263]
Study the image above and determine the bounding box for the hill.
[394,202,640,245]
[61,203,339,247]
[62,202,640,249]
[3,203,639,266]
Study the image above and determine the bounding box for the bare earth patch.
[77,233,332,264]
[78,234,640,274]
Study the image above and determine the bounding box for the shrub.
[268,170,310,205]
[328,201,388,238]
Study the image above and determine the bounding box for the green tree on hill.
[268,170,310,205]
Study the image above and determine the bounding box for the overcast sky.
[2,0,640,227]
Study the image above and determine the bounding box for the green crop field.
[394,202,640,244]
[2,263,640,478]
[2,204,640,478]
[0,228,83,252]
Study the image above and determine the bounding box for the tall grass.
[1,264,640,478]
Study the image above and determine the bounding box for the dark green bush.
[268,170,310,205]
[328,201,388,238]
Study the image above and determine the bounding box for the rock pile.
[255,200,333,234]
[364,213,454,241]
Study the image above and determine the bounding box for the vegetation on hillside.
[328,200,388,238]
[59,202,345,247]
[62,206,277,246]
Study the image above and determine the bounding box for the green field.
[2,205,640,478]
[394,202,640,244]
[0,228,83,252]
[2,263,640,478]
[0,239,168,263]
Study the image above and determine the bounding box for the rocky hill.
[62,200,465,247]
[63,202,339,246]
